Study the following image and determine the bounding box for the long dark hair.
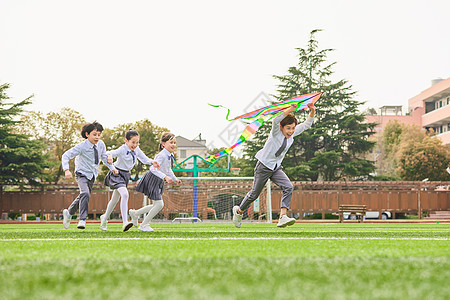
[126,129,139,140]
[159,132,175,152]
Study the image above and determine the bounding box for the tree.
[0,83,50,189]
[395,125,450,181]
[244,29,376,181]
[101,119,169,181]
[363,107,377,116]
[378,121,450,180]
[18,107,86,184]
[376,120,404,177]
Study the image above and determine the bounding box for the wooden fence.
[1,181,449,220]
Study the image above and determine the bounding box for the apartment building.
[408,78,450,146]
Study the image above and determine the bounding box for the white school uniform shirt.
[150,148,178,182]
[61,139,115,180]
[107,144,153,171]
[255,113,314,170]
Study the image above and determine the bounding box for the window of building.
[180,150,186,158]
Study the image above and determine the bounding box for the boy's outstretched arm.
[284,103,297,115]
[307,103,316,117]
[293,103,315,137]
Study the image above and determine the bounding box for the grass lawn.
[0,222,449,300]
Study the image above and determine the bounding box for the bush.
[8,213,20,220]
[371,175,400,181]
[303,213,339,219]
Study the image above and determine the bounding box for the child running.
[101,130,160,232]
[129,132,181,232]
[62,121,117,229]
[233,103,316,228]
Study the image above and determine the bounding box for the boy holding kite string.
[233,102,316,228]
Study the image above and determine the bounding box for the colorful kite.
[206,92,322,163]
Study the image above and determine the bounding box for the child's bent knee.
[283,184,294,193]
[80,191,90,199]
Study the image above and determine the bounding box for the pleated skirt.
[104,168,131,189]
[136,171,164,200]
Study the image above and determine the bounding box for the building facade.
[408,77,450,146]
[365,105,421,137]
[175,135,208,168]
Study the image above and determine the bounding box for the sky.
[1,0,449,151]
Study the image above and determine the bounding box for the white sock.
[135,204,153,216]
[141,200,164,226]
[117,187,129,225]
[104,189,120,220]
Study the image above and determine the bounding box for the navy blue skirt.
[104,168,131,189]
[136,171,164,200]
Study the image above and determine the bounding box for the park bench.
[339,204,366,223]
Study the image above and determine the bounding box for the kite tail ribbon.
[208,103,236,121]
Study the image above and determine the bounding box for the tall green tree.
[0,83,50,189]
[244,30,376,181]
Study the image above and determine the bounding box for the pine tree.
[0,83,49,189]
[244,30,376,181]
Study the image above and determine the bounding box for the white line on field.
[0,237,448,242]
[159,230,450,233]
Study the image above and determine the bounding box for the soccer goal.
[145,177,272,223]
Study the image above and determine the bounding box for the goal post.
[159,177,272,223]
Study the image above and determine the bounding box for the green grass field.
[1,222,449,300]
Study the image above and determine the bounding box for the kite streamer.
[206,92,322,163]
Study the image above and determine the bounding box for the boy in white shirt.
[61,121,117,229]
[233,103,315,228]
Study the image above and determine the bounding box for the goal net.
[142,177,272,223]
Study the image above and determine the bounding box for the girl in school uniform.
[101,130,160,232]
[130,132,181,232]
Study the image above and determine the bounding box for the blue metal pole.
[192,156,198,221]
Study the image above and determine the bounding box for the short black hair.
[126,130,139,140]
[280,114,298,127]
[81,121,104,139]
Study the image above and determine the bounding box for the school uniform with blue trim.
[61,139,115,220]
[239,113,314,211]
[104,144,154,189]
[136,148,178,200]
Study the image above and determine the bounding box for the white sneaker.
[232,206,243,228]
[123,222,133,232]
[129,209,138,227]
[138,224,154,232]
[100,214,107,231]
[277,214,296,228]
[63,209,71,229]
[77,219,86,229]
